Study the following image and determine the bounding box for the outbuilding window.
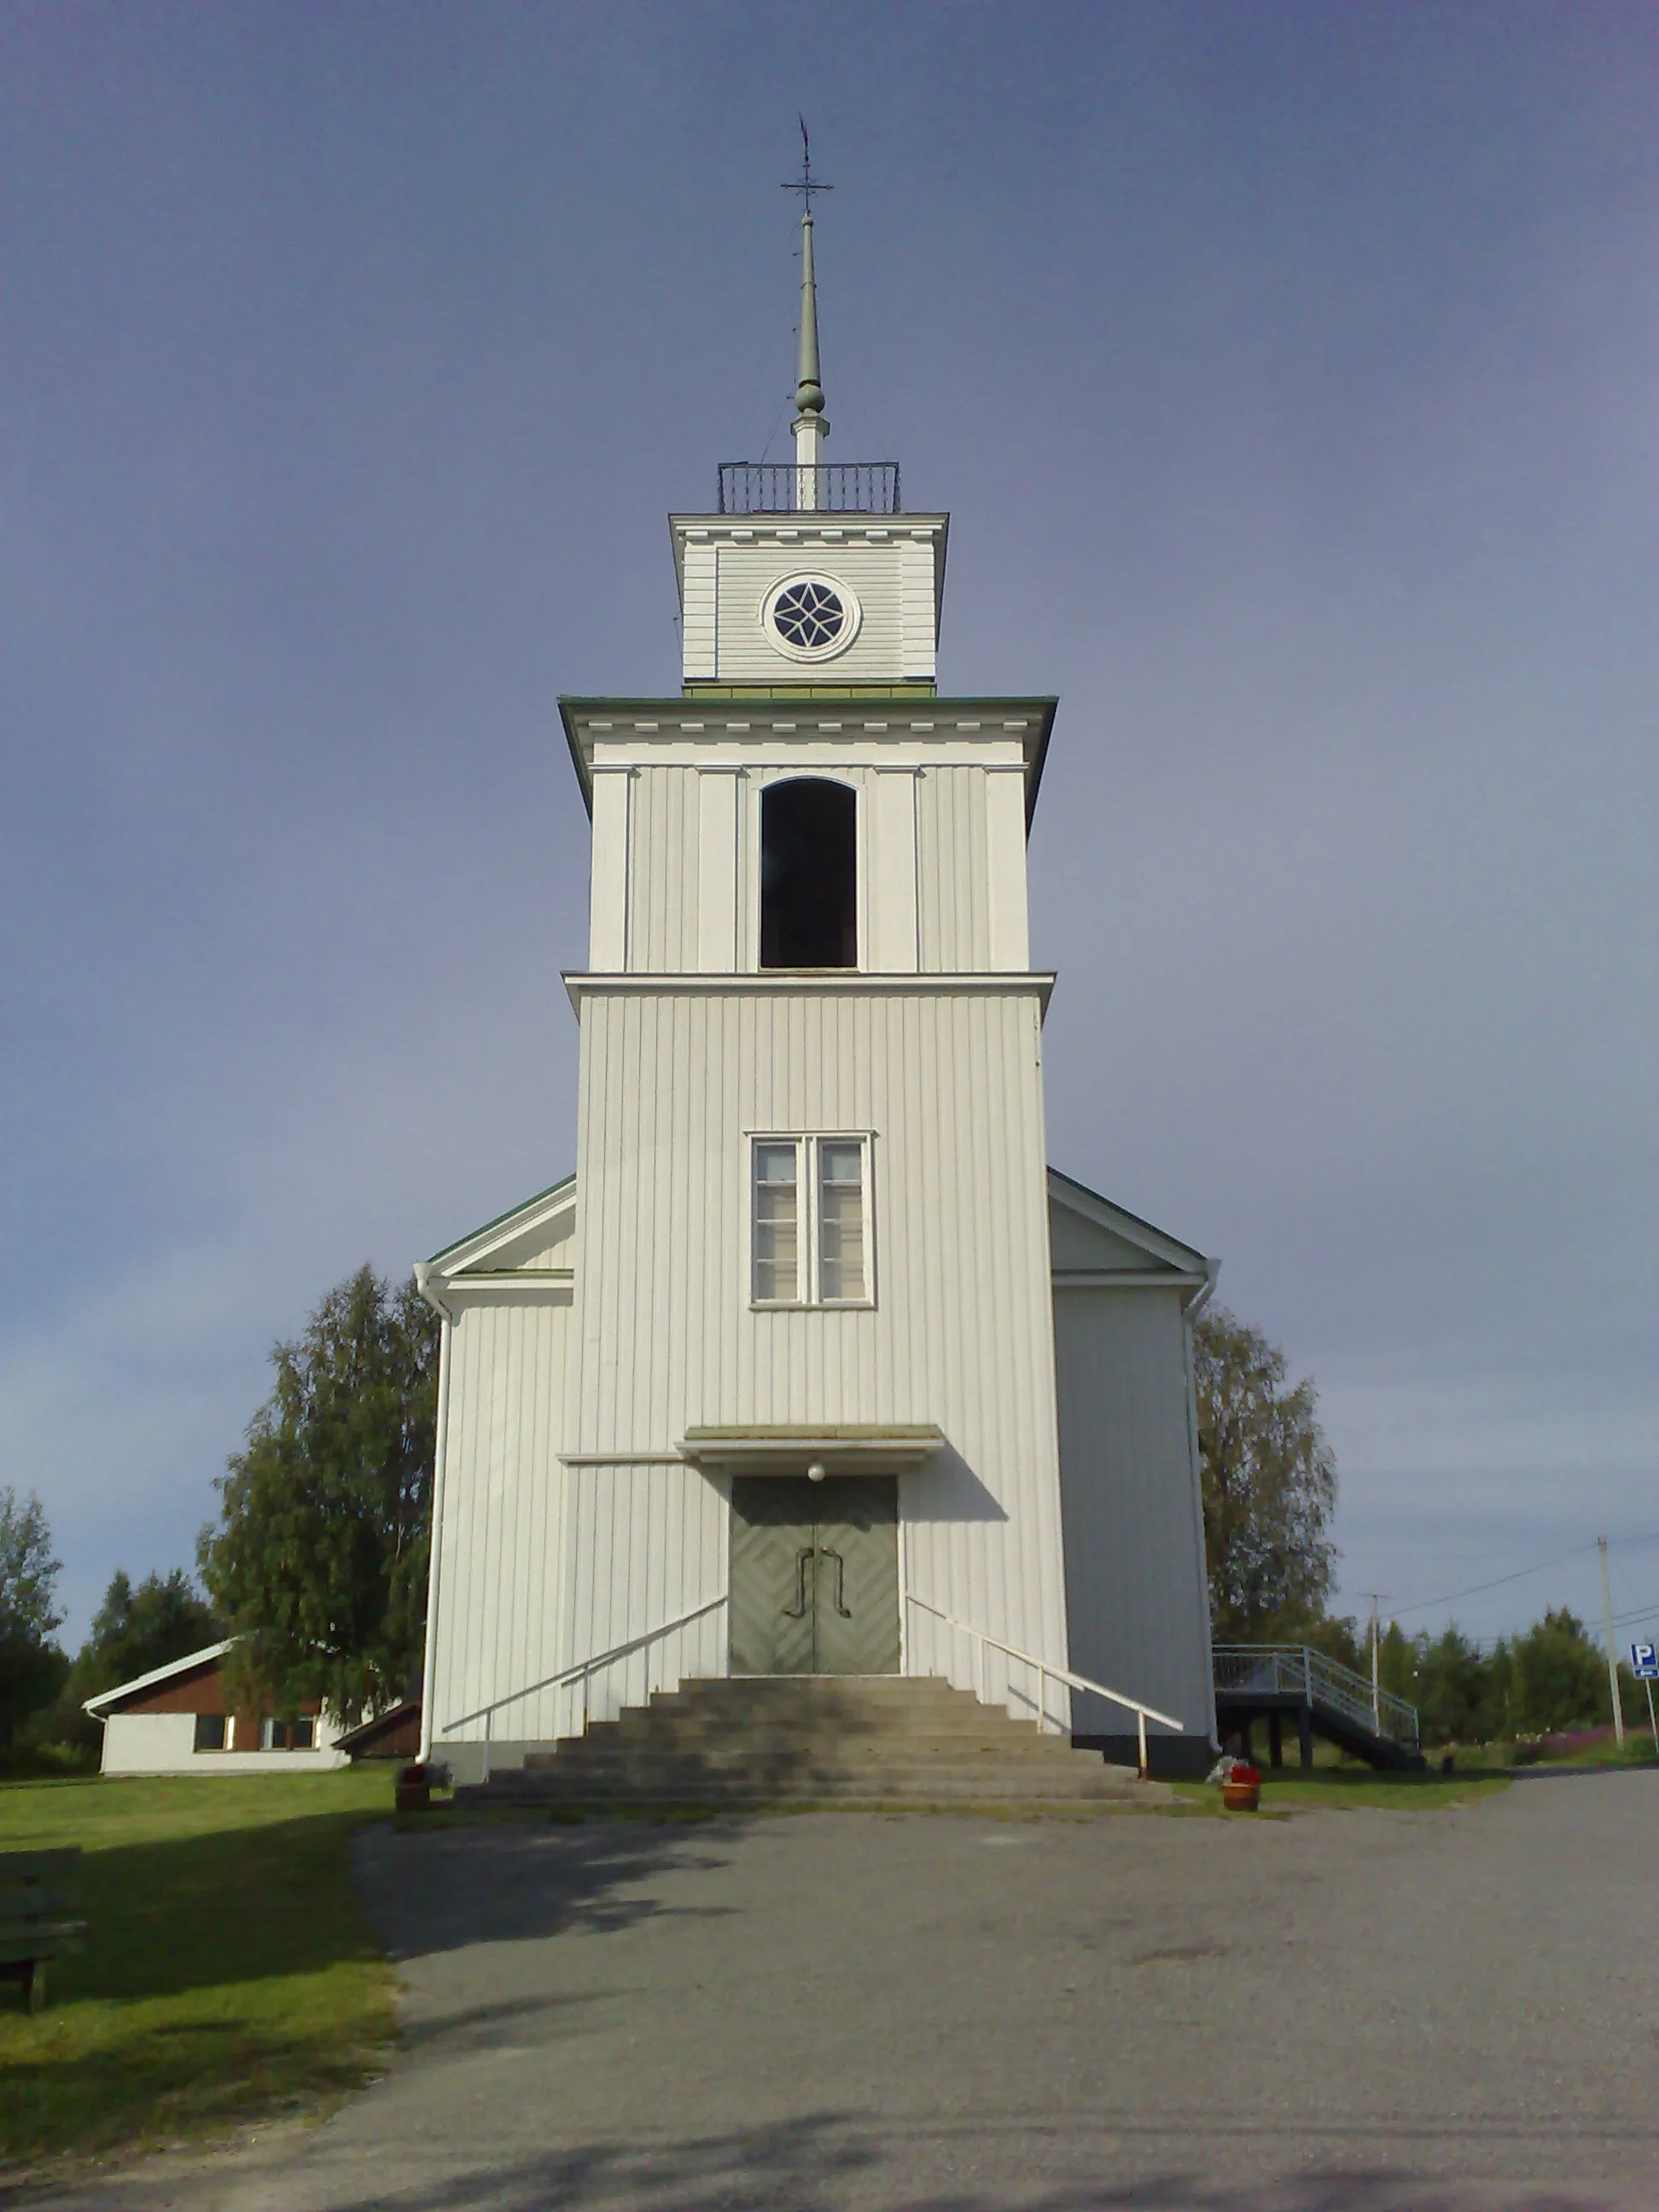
[259,1715,316,1751]
[751,1136,872,1307]
[193,1714,226,1753]
[760,778,857,969]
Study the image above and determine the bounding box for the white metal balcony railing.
[1212,1643,1420,1750]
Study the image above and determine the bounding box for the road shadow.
[353,1815,744,1965]
[242,2111,1651,2212]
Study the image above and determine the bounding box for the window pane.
[753,1144,800,1301]
[292,1715,315,1749]
[193,1713,226,1753]
[259,1716,278,1750]
[819,1144,865,1301]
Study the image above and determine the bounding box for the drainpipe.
[1183,1258,1223,1752]
[413,1262,454,1767]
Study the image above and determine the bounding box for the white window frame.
[748,1132,876,1311]
[759,572,864,664]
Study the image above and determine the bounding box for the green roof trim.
[426,1174,576,1266]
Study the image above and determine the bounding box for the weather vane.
[782,116,833,214]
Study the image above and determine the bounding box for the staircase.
[453,1674,1170,1810]
[1213,1644,1426,1773]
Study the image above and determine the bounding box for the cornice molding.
[565,970,1056,1014]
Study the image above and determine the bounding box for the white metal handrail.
[1212,1643,1420,1750]
[445,1594,728,1782]
[905,1593,1180,1778]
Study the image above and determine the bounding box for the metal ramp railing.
[1214,1644,1421,1762]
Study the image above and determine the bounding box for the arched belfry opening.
[760,777,858,969]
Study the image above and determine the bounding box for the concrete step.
[655,1678,981,1712]
[460,1767,1156,1807]
[524,1740,1100,1777]
[611,1711,1050,1743]
[543,1726,1082,1760]
[448,1673,1163,1813]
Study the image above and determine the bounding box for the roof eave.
[84,1637,238,1717]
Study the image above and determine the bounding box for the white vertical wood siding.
[621,761,1023,979]
[1051,1284,1216,1748]
[568,983,1071,1721]
[626,765,698,972]
[558,1460,729,1727]
[588,769,631,970]
[426,1293,573,1756]
[917,766,991,971]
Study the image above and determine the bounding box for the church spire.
[783,119,831,509]
[795,209,826,420]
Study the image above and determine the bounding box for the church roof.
[1046,1167,1218,1309]
[416,1166,1215,1307]
[84,1639,238,1717]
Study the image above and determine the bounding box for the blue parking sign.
[1631,1642,1658,1679]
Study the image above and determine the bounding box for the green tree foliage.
[1412,1624,1509,1746]
[1355,1609,1617,1748]
[1508,1608,1611,1735]
[199,1266,439,1727]
[0,1488,66,1744]
[1194,1308,1338,1640]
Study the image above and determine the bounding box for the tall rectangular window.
[751,1136,872,1307]
[752,1143,800,1303]
[818,1142,865,1301]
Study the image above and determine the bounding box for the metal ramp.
[1214,1644,1426,1773]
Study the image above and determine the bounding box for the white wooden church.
[415,204,1220,1784]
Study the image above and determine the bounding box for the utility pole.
[1598,1537,1626,1749]
[1362,1594,1394,1730]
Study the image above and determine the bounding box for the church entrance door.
[728,1476,900,1675]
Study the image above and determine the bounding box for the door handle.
[818,1545,853,1617]
[782,1546,815,1618]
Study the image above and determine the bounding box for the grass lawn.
[0,1767,397,2176]
[1167,1767,1511,1814]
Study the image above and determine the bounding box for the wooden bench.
[0,1849,87,2013]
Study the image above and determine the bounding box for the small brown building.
[84,1641,347,1774]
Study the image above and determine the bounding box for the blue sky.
[3,3,1656,1650]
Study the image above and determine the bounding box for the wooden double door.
[729,1476,900,1676]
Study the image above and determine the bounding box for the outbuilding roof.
[82,1639,237,1719]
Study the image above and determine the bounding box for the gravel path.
[28,1770,1659,2210]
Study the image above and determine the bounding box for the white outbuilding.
[84,1641,349,1775]
[416,210,1220,1782]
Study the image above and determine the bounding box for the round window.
[762,573,861,662]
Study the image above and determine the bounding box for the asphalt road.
[36,1769,1659,2211]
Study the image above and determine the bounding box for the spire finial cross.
[782,116,833,216]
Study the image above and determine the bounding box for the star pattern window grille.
[771,579,845,650]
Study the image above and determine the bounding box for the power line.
[1389,1544,1598,1619]
[1385,1528,1659,1622]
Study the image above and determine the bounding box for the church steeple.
[786,122,830,509]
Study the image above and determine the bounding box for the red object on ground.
[394,1761,431,1813]
[1221,1765,1262,1811]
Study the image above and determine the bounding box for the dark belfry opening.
[760,778,858,969]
